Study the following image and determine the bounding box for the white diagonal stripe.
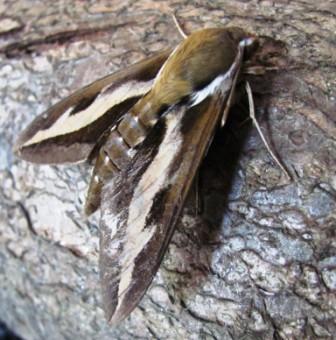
[115,110,183,309]
[22,80,153,147]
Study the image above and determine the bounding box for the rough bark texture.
[1,1,335,339]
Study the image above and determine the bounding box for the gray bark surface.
[0,1,335,339]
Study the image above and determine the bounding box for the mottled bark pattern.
[1,1,335,339]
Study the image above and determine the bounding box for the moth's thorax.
[125,27,256,132]
[152,27,255,100]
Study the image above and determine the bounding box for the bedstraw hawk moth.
[14,26,260,325]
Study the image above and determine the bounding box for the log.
[1,1,335,339]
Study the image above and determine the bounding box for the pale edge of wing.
[14,50,171,164]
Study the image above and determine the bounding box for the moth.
[15,26,262,324]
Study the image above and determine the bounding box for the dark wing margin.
[99,52,241,324]
[14,50,171,164]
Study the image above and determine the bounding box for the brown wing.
[14,50,170,164]
[99,84,236,325]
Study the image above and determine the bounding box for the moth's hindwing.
[99,44,244,324]
[14,50,171,164]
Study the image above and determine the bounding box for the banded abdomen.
[85,97,162,215]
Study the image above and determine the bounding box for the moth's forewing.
[14,50,171,164]
[99,44,243,323]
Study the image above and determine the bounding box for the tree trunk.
[1,1,335,339]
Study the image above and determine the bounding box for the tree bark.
[1,1,335,339]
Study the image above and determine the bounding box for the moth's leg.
[243,65,278,75]
[195,170,203,215]
[245,81,291,179]
[220,68,241,127]
[187,169,203,216]
[172,13,188,39]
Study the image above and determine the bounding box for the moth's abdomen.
[118,112,148,147]
[85,145,118,215]
[85,125,133,215]
[85,107,158,214]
